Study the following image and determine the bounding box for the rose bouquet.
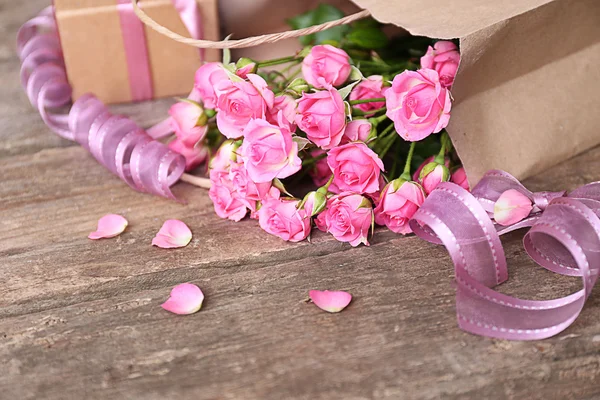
[166,6,465,246]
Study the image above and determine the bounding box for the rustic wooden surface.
[2,2,600,399]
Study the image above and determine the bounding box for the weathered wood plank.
[2,1,600,399]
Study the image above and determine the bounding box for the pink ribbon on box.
[116,0,205,102]
[410,170,600,340]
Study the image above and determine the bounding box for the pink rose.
[258,198,311,242]
[320,193,373,246]
[267,95,297,131]
[451,167,470,191]
[302,45,351,89]
[349,75,387,115]
[210,140,239,172]
[168,101,208,147]
[413,155,450,181]
[238,119,302,183]
[420,41,460,88]
[208,169,248,222]
[229,161,272,211]
[385,69,451,142]
[296,87,346,149]
[215,74,275,139]
[235,62,257,80]
[341,119,372,144]
[374,180,425,234]
[419,162,450,195]
[168,139,208,171]
[193,62,228,109]
[327,142,384,194]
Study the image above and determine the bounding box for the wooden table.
[2,2,599,399]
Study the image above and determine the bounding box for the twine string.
[130,0,371,49]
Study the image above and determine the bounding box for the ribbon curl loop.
[17,6,187,199]
[410,170,600,340]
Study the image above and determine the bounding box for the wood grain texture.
[1,2,600,399]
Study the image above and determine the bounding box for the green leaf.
[351,17,380,30]
[286,4,349,45]
[347,27,389,49]
[313,4,349,45]
[286,11,316,45]
[222,34,233,65]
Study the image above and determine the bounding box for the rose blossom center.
[268,214,286,232]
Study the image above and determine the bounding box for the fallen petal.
[161,283,204,315]
[309,290,352,313]
[494,189,533,226]
[152,219,192,248]
[88,214,128,239]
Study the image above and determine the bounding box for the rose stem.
[348,97,386,106]
[400,142,416,181]
[180,173,212,189]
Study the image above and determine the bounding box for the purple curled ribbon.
[17,7,185,199]
[410,170,600,340]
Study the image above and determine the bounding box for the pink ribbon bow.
[410,170,600,340]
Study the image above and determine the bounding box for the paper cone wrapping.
[221,0,600,185]
[54,0,221,104]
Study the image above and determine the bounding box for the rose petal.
[152,219,192,248]
[88,214,128,239]
[494,189,533,226]
[161,283,204,315]
[309,290,352,313]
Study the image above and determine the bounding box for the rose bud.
[302,44,351,89]
[301,190,328,217]
[374,179,425,234]
[385,69,451,142]
[349,75,387,115]
[419,162,450,195]
[341,119,372,144]
[413,156,450,181]
[168,139,209,171]
[420,41,460,88]
[168,100,208,147]
[450,167,470,191]
[235,57,257,79]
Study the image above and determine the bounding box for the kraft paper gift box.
[53,0,220,104]
[220,0,600,185]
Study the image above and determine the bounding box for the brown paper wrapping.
[352,0,600,184]
[221,0,600,185]
[54,0,221,104]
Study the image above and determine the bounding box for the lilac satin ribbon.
[17,7,185,199]
[410,170,600,340]
[117,0,205,102]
